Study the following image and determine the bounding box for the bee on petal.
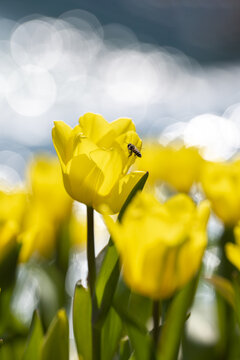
[128,143,142,158]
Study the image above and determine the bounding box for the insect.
[127,143,142,158]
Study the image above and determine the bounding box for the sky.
[1,0,240,62]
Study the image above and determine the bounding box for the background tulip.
[136,142,203,193]
[105,191,210,299]
[201,159,240,226]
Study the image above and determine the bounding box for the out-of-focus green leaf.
[232,274,240,327]
[37,263,65,329]
[101,307,122,360]
[22,311,43,360]
[125,323,153,360]
[157,275,199,360]
[112,279,153,360]
[0,337,26,360]
[56,220,71,275]
[95,172,149,324]
[73,282,92,360]
[119,338,132,360]
[206,275,235,308]
[0,242,21,290]
[113,278,152,332]
[0,286,27,335]
[41,309,69,360]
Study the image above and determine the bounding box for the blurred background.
[1,1,240,359]
[1,0,240,189]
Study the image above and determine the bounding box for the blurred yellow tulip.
[52,113,145,214]
[0,190,26,263]
[225,224,240,270]
[201,159,240,226]
[105,192,210,299]
[18,204,56,262]
[11,155,74,262]
[136,142,203,193]
[69,212,87,248]
[27,155,73,223]
[0,190,26,225]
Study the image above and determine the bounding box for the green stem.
[86,206,101,360]
[152,300,161,348]
[216,226,235,360]
[87,206,96,297]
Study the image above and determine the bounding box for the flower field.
[0,113,240,360]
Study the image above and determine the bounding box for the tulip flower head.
[201,159,240,226]
[136,142,203,193]
[0,190,26,263]
[105,192,210,299]
[52,113,145,214]
[27,155,72,223]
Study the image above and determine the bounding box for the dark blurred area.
[1,0,240,63]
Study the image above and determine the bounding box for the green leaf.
[22,311,43,360]
[232,274,240,327]
[73,282,92,360]
[56,220,71,275]
[41,309,69,360]
[113,279,152,332]
[125,323,153,360]
[157,275,199,360]
[119,338,132,360]
[95,172,149,324]
[117,172,149,223]
[101,307,123,360]
[206,275,235,308]
[0,242,21,290]
[0,337,26,360]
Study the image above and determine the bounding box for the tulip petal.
[52,121,72,167]
[110,118,136,136]
[97,171,146,214]
[225,242,240,271]
[90,148,123,197]
[64,154,104,206]
[72,136,99,158]
[115,131,142,173]
[234,225,240,246]
[78,113,114,147]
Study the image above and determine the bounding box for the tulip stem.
[152,300,161,348]
[87,206,101,360]
[87,206,96,297]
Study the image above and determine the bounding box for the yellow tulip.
[225,224,240,270]
[27,155,73,223]
[201,159,240,226]
[52,113,145,213]
[0,190,26,262]
[69,212,87,247]
[105,192,210,299]
[0,190,26,225]
[18,204,56,262]
[136,142,203,193]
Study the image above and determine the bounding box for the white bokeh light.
[6,65,56,117]
[184,114,240,161]
[102,49,160,106]
[10,18,63,69]
[0,10,239,152]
